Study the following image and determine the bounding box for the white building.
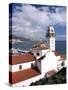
[9,26,66,86]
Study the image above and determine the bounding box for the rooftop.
[9,68,40,84]
[9,53,35,65]
[32,46,49,51]
[31,41,49,51]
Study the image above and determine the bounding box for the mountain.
[9,35,30,41]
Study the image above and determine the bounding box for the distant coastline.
[10,40,66,55]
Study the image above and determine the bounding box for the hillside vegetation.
[30,67,66,86]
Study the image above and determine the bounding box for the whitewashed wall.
[42,49,49,56]
[56,56,60,60]
[41,51,58,74]
[49,37,55,51]
[9,61,35,72]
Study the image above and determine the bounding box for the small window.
[36,52,40,56]
[19,65,22,70]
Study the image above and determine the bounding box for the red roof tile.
[9,68,40,84]
[9,53,35,65]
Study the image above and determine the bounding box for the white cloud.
[10,4,66,41]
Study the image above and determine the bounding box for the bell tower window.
[51,29,53,32]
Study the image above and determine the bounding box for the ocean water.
[12,40,66,55]
[56,41,66,55]
[12,40,35,50]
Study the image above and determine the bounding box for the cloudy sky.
[9,3,66,41]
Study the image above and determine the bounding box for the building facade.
[9,26,66,86]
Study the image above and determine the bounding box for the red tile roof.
[31,42,49,51]
[9,68,40,84]
[9,53,35,65]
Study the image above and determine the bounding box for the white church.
[9,26,66,86]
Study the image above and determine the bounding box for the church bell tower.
[46,26,55,51]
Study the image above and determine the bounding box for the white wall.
[41,51,58,74]
[49,37,55,51]
[9,61,35,72]
[42,49,49,56]
[47,37,55,51]
[36,60,41,73]
[56,56,60,60]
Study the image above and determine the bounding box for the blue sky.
[9,3,66,41]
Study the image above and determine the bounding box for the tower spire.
[46,26,55,51]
